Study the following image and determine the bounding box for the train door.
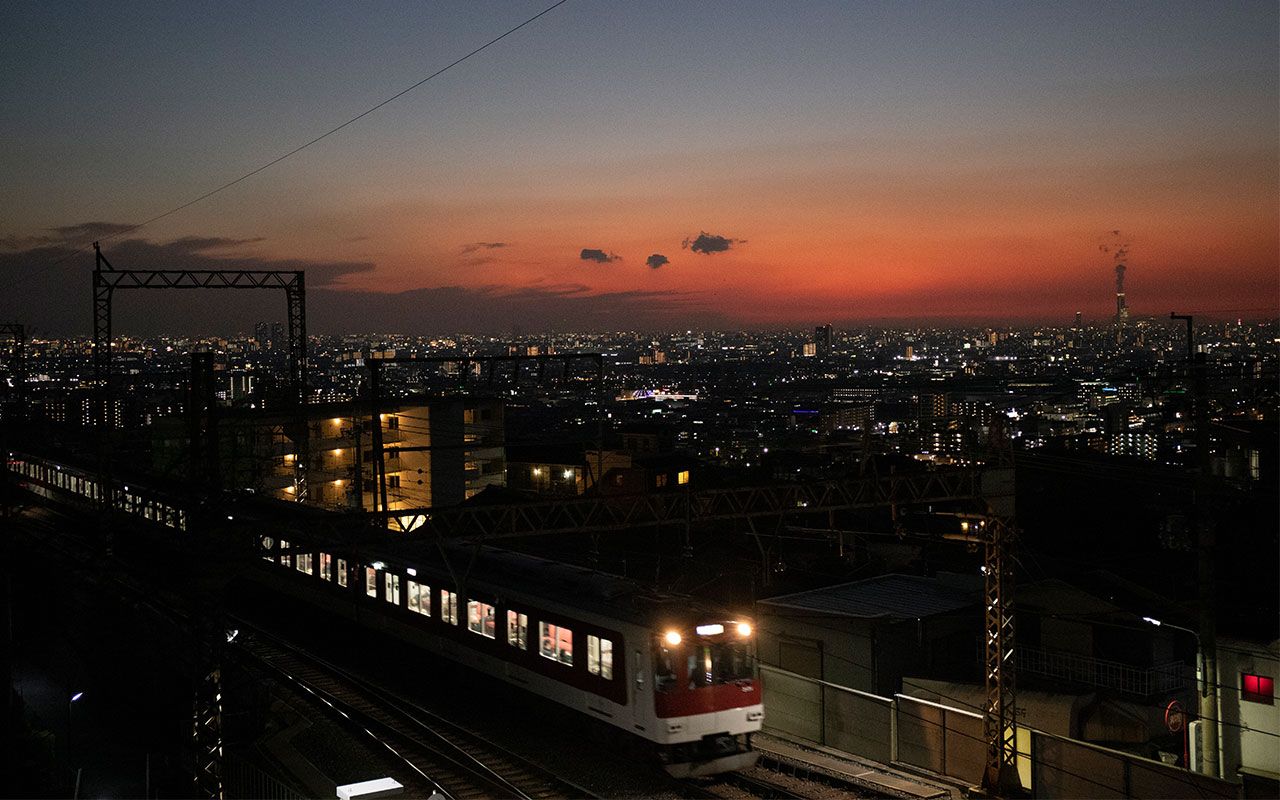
[632,647,648,731]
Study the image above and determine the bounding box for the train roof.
[371,537,743,629]
[758,573,976,621]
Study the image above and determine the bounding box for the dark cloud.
[0,223,730,335]
[646,253,670,270]
[579,248,621,263]
[312,284,726,333]
[460,241,508,254]
[0,226,375,335]
[164,235,266,250]
[0,221,143,251]
[682,231,742,255]
[48,221,140,242]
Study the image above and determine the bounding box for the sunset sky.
[2,1,1276,333]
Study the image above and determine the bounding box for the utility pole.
[1172,312,1219,777]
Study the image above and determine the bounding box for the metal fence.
[760,666,894,763]
[759,665,1237,799]
[224,753,307,800]
[895,694,986,785]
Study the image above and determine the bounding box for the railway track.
[235,621,596,800]
[686,763,886,800]
[9,506,593,799]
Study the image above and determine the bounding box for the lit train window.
[261,537,275,563]
[296,552,313,576]
[689,646,713,688]
[319,553,332,581]
[440,590,458,625]
[540,623,573,666]
[366,567,377,598]
[407,581,431,616]
[467,601,496,639]
[384,573,400,605]
[655,645,678,692]
[686,641,755,687]
[587,635,614,679]
[507,612,528,649]
[280,540,292,568]
[337,559,348,587]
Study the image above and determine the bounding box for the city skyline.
[2,1,1277,333]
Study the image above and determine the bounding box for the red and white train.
[256,535,763,777]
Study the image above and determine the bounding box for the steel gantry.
[90,244,310,499]
[376,465,983,537]
[942,508,1020,796]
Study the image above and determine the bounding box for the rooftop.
[759,574,977,621]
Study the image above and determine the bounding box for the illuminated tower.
[1101,231,1131,328]
[1114,263,1129,326]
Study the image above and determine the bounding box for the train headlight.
[664,630,682,646]
[737,622,752,637]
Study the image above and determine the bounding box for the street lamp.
[1143,617,1203,696]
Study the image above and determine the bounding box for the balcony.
[1016,644,1190,698]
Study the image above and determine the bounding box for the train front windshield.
[686,640,755,688]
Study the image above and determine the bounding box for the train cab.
[643,618,763,777]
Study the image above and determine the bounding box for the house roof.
[758,574,977,621]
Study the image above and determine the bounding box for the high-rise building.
[253,321,286,351]
[814,324,833,356]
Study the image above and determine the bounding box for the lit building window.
[467,601,496,639]
[539,622,573,665]
[507,611,528,649]
[1243,673,1274,704]
[677,470,690,485]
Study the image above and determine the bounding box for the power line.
[26,0,572,273]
